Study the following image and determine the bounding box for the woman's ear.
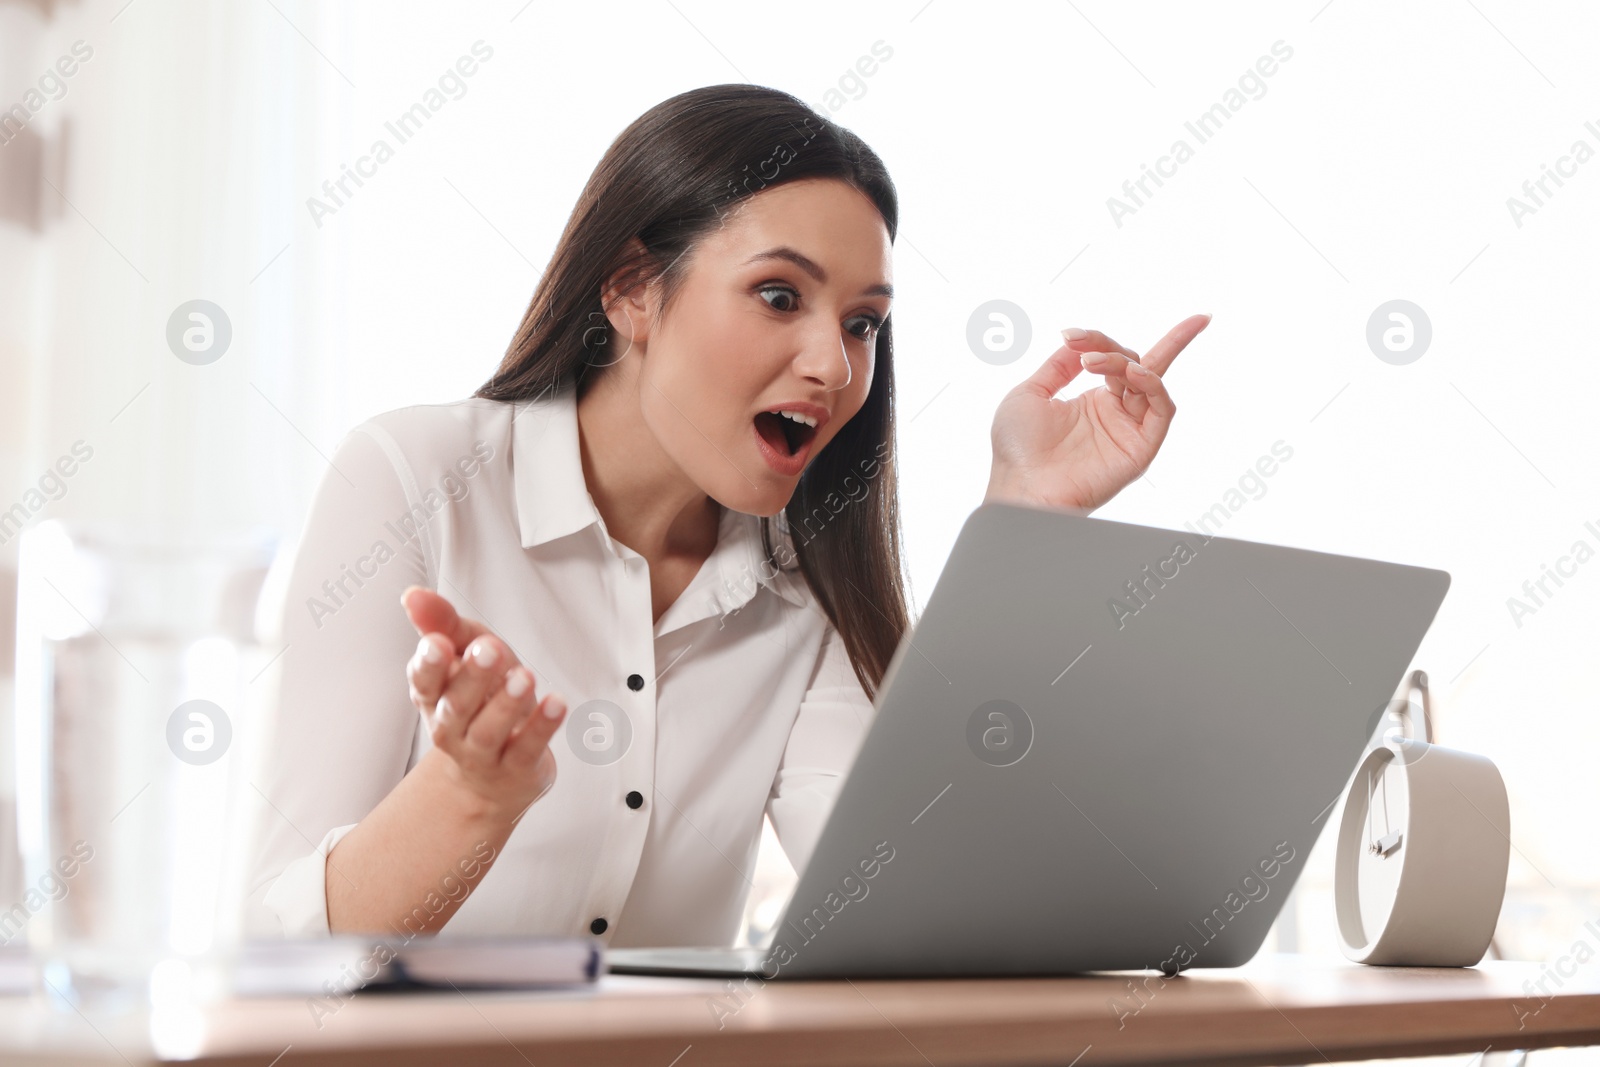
[599,236,658,356]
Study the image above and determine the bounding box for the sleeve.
[765,620,876,875]
[242,423,432,938]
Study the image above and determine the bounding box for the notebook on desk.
[609,504,1450,980]
[233,936,602,995]
[0,936,600,998]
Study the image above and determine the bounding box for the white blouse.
[244,389,877,947]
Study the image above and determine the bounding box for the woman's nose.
[794,331,853,391]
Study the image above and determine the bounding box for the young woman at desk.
[249,84,1209,943]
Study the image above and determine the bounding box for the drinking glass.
[12,519,276,1009]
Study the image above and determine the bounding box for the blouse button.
[626,673,645,691]
[590,917,608,935]
[626,790,644,809]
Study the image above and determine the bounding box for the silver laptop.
[608,503,1449,979]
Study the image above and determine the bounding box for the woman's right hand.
[401,586,568,818]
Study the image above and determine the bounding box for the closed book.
[233,935,602,996]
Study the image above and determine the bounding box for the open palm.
[986,314,1211,513]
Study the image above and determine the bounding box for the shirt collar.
[511,387,603,549]
[707,498,810,613]
[510,387,808,612]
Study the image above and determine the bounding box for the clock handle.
[1405,669,1434,744]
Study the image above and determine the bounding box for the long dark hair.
[476,84,907,697]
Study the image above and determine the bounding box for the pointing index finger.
[1141,313,1211,376]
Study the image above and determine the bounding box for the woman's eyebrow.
[743,246,893,299]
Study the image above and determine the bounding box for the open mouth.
[754,410,818,458]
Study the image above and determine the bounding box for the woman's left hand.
[985,314,1211,513]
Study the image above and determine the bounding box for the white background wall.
[1,0,1596,975]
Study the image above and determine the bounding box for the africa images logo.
[1105,538,1204,631]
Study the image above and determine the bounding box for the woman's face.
[624,177,893,517]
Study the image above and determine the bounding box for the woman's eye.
[846,314,883,341]
[758,285,799,312]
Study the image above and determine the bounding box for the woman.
[247,83,1208,945]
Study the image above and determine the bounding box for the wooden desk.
[0,954,1595,1066]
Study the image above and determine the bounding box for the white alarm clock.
[1333,671,1510,967]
